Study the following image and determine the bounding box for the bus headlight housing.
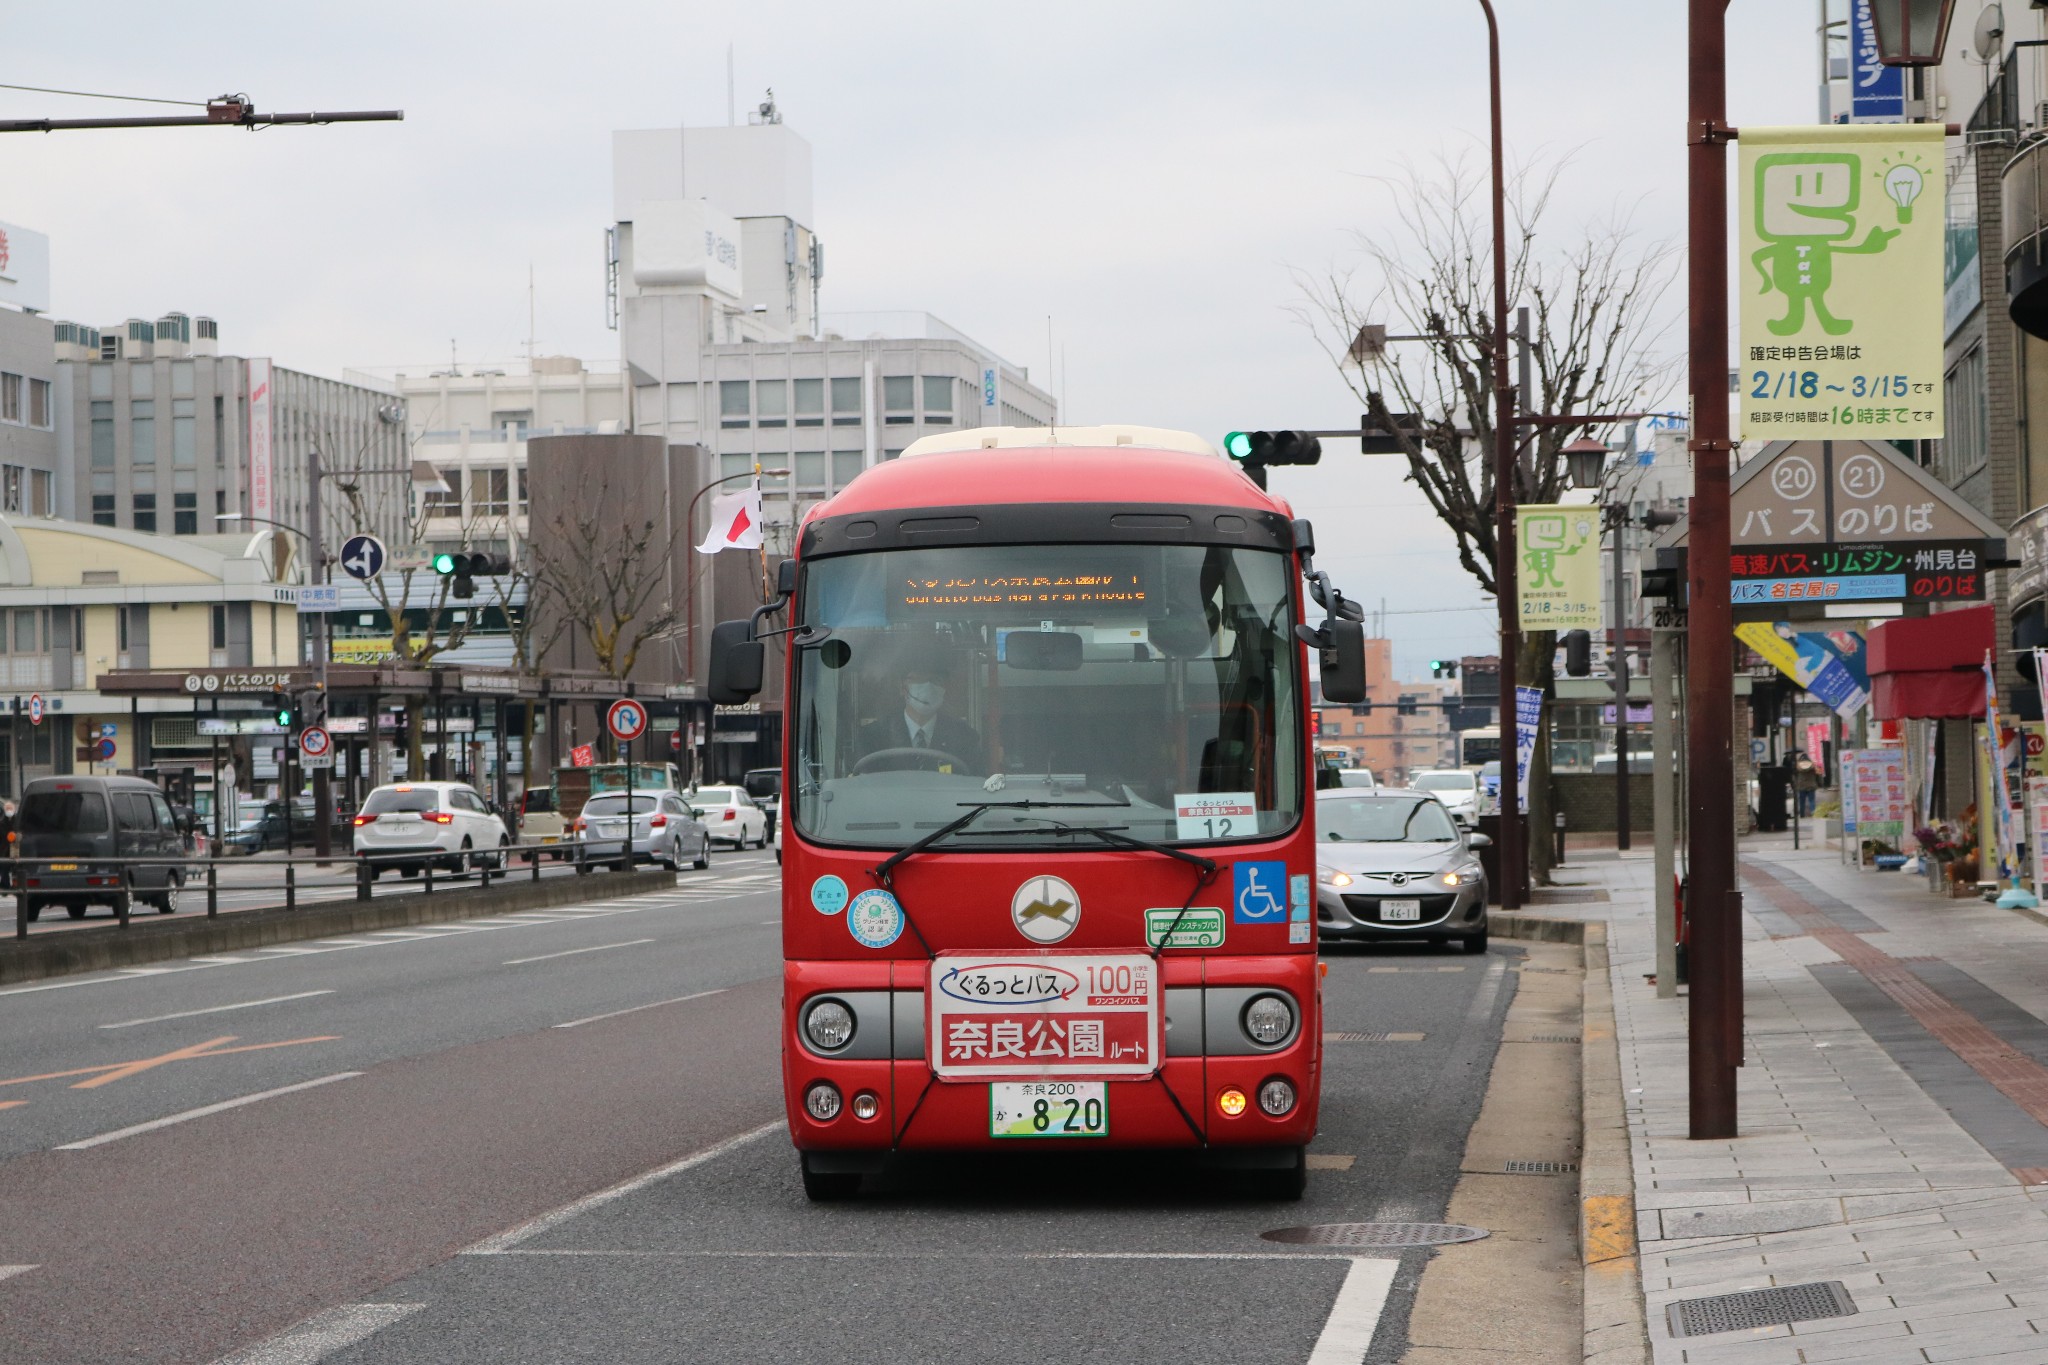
[804,1082,843,1121]
[1242,993,1295,1047]
[1258,1078,1297,1116]
[803,998,855,1052]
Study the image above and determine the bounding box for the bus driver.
[855,648,988,776]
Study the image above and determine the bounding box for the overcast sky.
[4,1,1819,679]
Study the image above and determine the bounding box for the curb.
[0,869,679,986]
[1491,909,1589,945]
[1577,922,1651,1364]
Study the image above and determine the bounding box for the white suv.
[1408,769,1480,826]
[691,785,770,849]
[353,781,512,878]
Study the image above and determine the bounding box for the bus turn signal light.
[1217,1088,1248,1118]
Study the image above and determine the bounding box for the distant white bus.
[1460,728,1501,769]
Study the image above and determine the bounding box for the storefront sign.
[1738,124,1944,438]
[1842,748,1906,854]
[1730,540,1987,602]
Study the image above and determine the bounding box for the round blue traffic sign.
[606,699,649,742]
[95,737,115,761]
[340,534,386,581]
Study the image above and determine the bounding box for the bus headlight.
[804,1082,843,1121]
[803,998,855,1052]
[1258,1078,1297,1116]
[1242,993,1295,1046]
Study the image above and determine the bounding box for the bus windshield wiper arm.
[870,800,1127,888]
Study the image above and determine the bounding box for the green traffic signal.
[1223,431,1254,461]
[276,707,293,727]
[432,552,457,575]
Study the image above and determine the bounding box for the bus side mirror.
[775,558,797,599]
[707,620,764,705]
[1316,618,1367,703]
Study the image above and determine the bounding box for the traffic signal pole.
[310,446,332,861]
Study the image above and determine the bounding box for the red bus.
[708,426,1366,1200]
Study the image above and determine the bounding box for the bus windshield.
[791,542,1302,850]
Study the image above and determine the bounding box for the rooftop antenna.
[449,337,458,375]
[526,263,537,368]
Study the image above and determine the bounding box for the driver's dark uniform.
[854,712,988,776]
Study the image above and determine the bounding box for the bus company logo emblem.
[1012,875,1079,944]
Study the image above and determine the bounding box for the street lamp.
[1869,0,1958,65]
[1563,437,1609,493]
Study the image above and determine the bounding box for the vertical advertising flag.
[1514,685,1543,810]
[1738,124,1944,439]
[1984,652,2022,886]
[1515,505,1601,631]
[246,358,274,524]
[1847,0,1907,122]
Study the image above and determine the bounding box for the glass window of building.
[720,451,753,482]
[2,467,20,513]
[422,468,461,517]
[882,376,914,424]
[214,396,226,464]
[171,361,195,398]
[0,373,18,423]
[132,493,156,533]
[90,402,114,468]
[795,451,826,491]
[793,378,824,426]
[757,381,788,428]
[172,398,196,466]
[211,604,229,650]
[832,450,863,488]
[922,376,953,423]
[831,376,862,424]
[131,400,156,466]
[130,363,153,399]
[28,379,48,428]
[173,492,197,535]
[91,494,115,527]
[720,380,751,428]
[32,470,51,517]
[471,468,509,517]
[88,365,112,400]
[493,409,532,437]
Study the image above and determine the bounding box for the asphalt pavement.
[0,857,1533,1365]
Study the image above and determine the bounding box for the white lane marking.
[1306,1257,1398,1365]
[55,1073,362,1150]
[209,1302,424,1365]
[496,1248,1357,1261]
[505,939,654,966]
[0,1264,36,1282]
[99,990,335,1030]
[552,987,725,1030]
[464,1119,783,1254]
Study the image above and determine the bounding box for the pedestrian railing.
[7,838,661,940]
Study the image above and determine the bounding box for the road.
[0,856,1547,1365]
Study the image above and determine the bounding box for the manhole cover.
[1665,1282,1856,1338]
[1503,1160,1578,1175]
[1261,1222,1489,1248]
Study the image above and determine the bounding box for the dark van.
[17,775,188,922]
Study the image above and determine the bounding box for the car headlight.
[1317,865,1352,888]
[1440,870,1462,887]
[1242,993,1295,1046]
[803,998,855,1051]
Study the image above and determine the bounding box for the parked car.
[352,781,511,878]
[691,785,770,849]
[1314,788,1491,952]
[1408,769,1480,826]
[517,786,571,858]
[16,775,189,921]
[221,798,352,854]
[573,789,710,872]
[1333,768,1377,789]
[743,767,781,840]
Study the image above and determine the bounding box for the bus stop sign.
[607,699,649,743]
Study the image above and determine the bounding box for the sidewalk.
[1565,834,2048,1364]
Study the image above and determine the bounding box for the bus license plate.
[1382,899,1422,921]
[990,1081,1107,1139]
[48,863,76,872]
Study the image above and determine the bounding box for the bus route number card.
[929,952,1160,1082]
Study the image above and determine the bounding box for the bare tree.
[1292,148,1677,879]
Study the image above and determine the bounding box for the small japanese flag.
[696,481,764,554]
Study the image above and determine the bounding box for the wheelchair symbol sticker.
[1233,861,1289,925]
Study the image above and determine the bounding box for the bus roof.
[817,428,1290,522]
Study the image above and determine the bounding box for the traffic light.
[1563,629,1592,678]
[271,690,294,728]
[1430,659,1459,680]
[433,551,513,600]
[1222,430,1322,490]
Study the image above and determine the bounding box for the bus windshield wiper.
[868,800,1132,941]
[990,818,1220,957]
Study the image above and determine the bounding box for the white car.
[1408,769,1480,826]
[692,785,770,849]
[353,781,512,878]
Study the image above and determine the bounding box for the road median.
[0,869,679,986]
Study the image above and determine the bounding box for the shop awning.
[1866,604,1993,720]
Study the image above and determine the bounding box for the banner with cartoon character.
[1515,504,1601,631]
[1739,124,1944,439]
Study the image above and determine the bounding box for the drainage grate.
[1518,966,1573,974]
[1665,1282,1856,1338]
[1261,1222,1489,1248]
[1324,1031,1390,1043]
[1529,1034,1582,1043]
[1503,1160,1578,1175]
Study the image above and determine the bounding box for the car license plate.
[1382,898,1422,921]
[990,1081,1107,1139]
[48,863,76,872]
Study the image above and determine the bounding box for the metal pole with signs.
[607,700,650,871]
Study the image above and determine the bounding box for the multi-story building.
[1314,639,1456,785]
[0,217,59,521]
[48,313,409,554]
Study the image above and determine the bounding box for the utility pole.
[1611,501,1632,852]
[0,94,402,136]
[309,447,332,861]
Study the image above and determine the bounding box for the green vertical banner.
[1738,124,1944,440]
[1516,504,1601,631]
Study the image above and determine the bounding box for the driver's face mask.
[906,681,945,710]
